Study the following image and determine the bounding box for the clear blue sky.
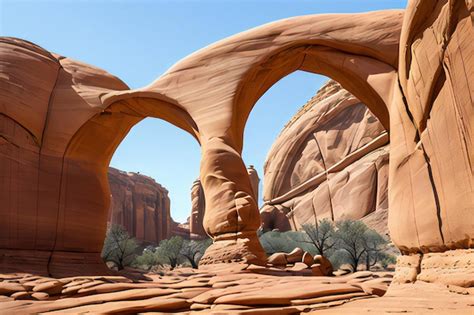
[1,0,407,223]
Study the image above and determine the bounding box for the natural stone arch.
[49,96,200,275]
[2,0,472,277]
[1,10,406,272]
[0,38,201,275]
[104,10,404,264]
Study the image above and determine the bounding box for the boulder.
[302,252,314,267]
[267,253,287,267]
[32,281,63,295]
[0,282,25,295]
[290,262,309,272]
[285,248,304,264]
[313,255,333,276]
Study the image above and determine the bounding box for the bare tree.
[334,220,368,272]
[101,224,138,270]
[301,219,336,257]
[334,220,389,272]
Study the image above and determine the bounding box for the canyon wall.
[108,167,206,243]
[107,167,172,245]
[261,80,390,236]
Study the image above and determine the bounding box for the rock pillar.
[247,165,260,204]
[198,137,267,265]
[189,179,207,239]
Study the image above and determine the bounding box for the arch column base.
[199,232,267,266]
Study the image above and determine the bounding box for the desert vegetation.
[259,219,396,272]
[101,225,212,271]
[103,219,395,272]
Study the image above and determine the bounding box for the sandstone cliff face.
[107,167,172,245]
[261,80,390,235]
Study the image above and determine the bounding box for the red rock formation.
[388,0,474,255]
[261,80,389,236]
[170,220,192,240]
[107,167,171,245]
[189,179,206,239]
[247,165,260,203]
[1,0,471,277]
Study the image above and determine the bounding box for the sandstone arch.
[105,9,404,263]
[1,0,472,277]
[0,38,200,275]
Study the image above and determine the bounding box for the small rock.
[11,291,31,300]
[33,280,64,295]
[333,269,351,276]
[313,255,333,275]
[0,282,25,295]
[267,253,287,266]
[302,252,314,267]
[31,292,49,300]
[286,247,304,263]
[290,262,309,272]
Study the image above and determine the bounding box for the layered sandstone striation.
[1,265,472,314]
[0,266,395,314]
[261,80,390,236]
[0,37,132,276]
[388,0,474,255]
[107,167,172,245]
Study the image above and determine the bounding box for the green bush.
[259,218,394,272]
[328,249,349,270]
[134,236,212,270]
[180,238,212,268]
[101,224,138,270]
[133,247,163,269]
[259,230,315,255]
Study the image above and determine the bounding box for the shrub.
[180,238,212,268]
[101,224,138,270]
[134,236,212,270]
[153,236,185,269]
[133,247,162,270]
[259,230,314,255]
[334,219,390,272]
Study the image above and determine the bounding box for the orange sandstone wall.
[261,80,389,236]
[107,167,172,245]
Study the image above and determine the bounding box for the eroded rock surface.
[0,266,393,314]
[261,80,390,236]
[189,179,207,240]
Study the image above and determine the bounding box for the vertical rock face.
[189,179,207,239]
[388,0,474,254]
[247,165,260,203]
[107,167,171,245]
[261,80,390,235]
